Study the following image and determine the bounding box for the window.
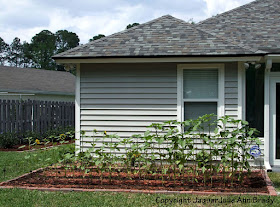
[177,64,224,129]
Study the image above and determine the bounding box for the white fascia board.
[55,56,263,64]
[75,64,81,155]
[265,54,280,63]
[238,62,245,120]
[264,59,272,171]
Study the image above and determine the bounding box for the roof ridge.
[168,15,264,54]
[53,15,173,58]
[198,0,265,25]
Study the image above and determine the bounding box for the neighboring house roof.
[0,66,75,95]
[197,0,280,53]
[53,15,263,59]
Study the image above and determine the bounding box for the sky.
[0,0,254,44]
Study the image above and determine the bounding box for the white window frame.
[177,64,225,123]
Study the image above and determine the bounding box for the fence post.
[19,100,23,133]
[0,100,3,133]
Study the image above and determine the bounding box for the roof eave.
[54,54,265,64]
[265,54,280,63]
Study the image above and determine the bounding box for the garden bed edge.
[0,168,277,196]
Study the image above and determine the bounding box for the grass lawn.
[268,172,280,192]
[0,146,279,207]
[0,144,73,182]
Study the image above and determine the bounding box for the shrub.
[0,126,75,149]
[0,132,20,148]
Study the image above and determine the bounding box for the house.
[53,0,280,171]
[0,66,75,102]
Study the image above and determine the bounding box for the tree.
[89,34,105,42]
[29,30,57,70]
[0,37,9,65]
[21,41,33,68]
[55,30,80,54]
[187,18,195,24]
[126,23,140,29]
[55,30,80,71]
[8,37,24,67]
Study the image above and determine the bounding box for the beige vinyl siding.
[80,63,177,150]
[79,62,258,156]
[224,62,238,118]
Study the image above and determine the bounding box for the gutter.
[54,55,264,64]
[53,53,267,60]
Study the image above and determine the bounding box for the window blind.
[183,69,218,99]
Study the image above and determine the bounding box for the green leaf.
[179,164,184,171]
[214,128,219,134]
[144,130,150,137]
[24,155,30,159]
[202,166,206,174]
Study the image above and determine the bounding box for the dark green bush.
[0,132,20,148]
[43,126,75,142]
[0,126,75,149]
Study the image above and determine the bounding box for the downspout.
[264,59,272,171]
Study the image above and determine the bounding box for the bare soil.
[0,167,268,193]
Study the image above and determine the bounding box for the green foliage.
[126,23,140,29]
[57,143,75,160]
[0,29,80,70]
[43,126,75,142]
[89,34,105,42]
[56,30,80,54]
[7,37,23,67]
[8,114,261,187]
[21,41,33,67]
[65,115,261,186]
[29,30,57,70]
[0,132,19,148]
[0,126,75,149]
[0,37,9,65]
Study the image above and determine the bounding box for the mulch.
[0,167,274,195]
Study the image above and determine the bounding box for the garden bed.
[0,166,271,194]
[1,116,276,195]
[0,140,75,152]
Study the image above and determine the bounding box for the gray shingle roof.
[0,66,75,95]
[53,15,261,59]
[197,0,280,53]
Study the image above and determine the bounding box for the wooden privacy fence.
[0,99,75,134]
